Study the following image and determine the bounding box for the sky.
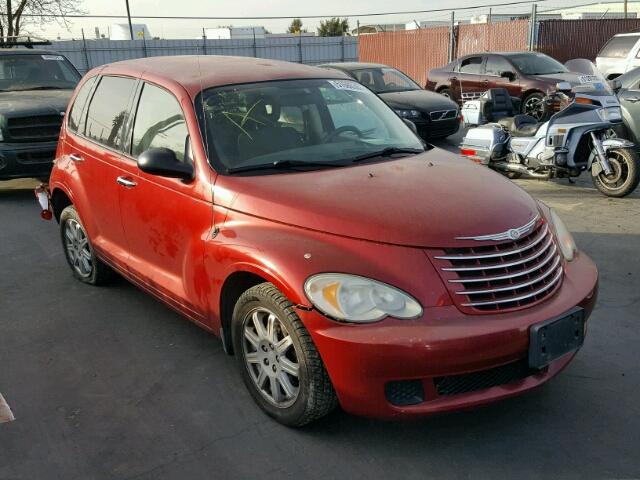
[28,0,593,40]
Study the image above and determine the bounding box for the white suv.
[596,32,640,80]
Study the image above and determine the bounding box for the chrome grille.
[431,220,563,313]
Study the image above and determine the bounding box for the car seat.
[482,88,541,137]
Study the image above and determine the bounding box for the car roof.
[96,55,350,98]
[320,62,390,71]
[0,48,64,56]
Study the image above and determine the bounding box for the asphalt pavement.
[1,136,639,479]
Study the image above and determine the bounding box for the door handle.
[626,96,640,103]
[116,176,137,188]
[69,153,83,162]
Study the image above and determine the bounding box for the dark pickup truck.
[0,48,81,181]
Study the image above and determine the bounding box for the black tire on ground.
[232,282,338,427]
[439,88,452,99]
[592,148,640,198]
[521,92,546,121]
[59,205,114,285]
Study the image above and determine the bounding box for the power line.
[0,0,553,21]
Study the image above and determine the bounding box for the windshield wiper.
[351,147,424,163]
[226,159,347,174]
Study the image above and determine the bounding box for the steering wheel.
[322,125,364,143]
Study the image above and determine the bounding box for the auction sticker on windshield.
[41,55,65,61]
[328,80,369,93]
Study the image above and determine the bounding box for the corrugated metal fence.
[359,21,529,86]
[40,36,359,74]
[537,19,640,63]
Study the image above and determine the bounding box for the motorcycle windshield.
[564,58,613,96]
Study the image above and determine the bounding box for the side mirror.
[609,78,622,93]
[556,81,572,92]
[500,71,515,81]
[137,148,194,181]
[403,118,418,134]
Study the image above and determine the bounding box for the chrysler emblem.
[508,229,521,240]
[455,215,540,241]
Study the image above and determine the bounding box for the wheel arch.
[217,263,309,356]
[50,186,74,223]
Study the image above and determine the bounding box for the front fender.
[204,208,451,333]
[587,137,635,170]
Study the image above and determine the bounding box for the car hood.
[214,149,539,248]
[378,89,458,111]
[0,89,72,117]
[531,72,583,85]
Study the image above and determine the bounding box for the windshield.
[196,78,424,174]
[598,35,640,58]
[564,59,614,95]
[351,67,420,93]
[506,53,568,75]
[0,54,81,92]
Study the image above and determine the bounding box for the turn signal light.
[460,148,476,156]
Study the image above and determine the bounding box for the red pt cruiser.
[41,56,598,426]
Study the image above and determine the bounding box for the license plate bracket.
[528,307,585,369]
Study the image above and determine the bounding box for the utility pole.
[528,3,537,51]
[448,11,455,63]
[624,0,628,19]
[124,0,134,40]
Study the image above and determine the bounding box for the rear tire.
[592,148,640,197]
[232,283,337,427]
[59,205,114,285]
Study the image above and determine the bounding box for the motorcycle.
[459,59,640,198]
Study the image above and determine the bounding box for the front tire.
[232,283,337,427]
[592,148,640,197]
[522,92,545,121]
[60,205,114,285]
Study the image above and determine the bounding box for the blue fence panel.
[41,36,359,73]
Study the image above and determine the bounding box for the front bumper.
[415,118,460,140]
[0,141,57,180]
[299,251,598,419]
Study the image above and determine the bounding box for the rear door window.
[132,83,189,162]
[84,76,137,151]
[459,57,483,74]
[67,76,97,133]
[599,36,640,58]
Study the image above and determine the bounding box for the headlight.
[549,209,577,261]
[596,106,622,122]
[304,273,423,323]
[395,109,421,118]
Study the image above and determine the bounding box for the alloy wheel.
[242,307,300,408]
[64,219,93,278]
[524,96,545,120]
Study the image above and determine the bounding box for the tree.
[0,0,85,42]
[317,17,349,37]
[287,18,305,34]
